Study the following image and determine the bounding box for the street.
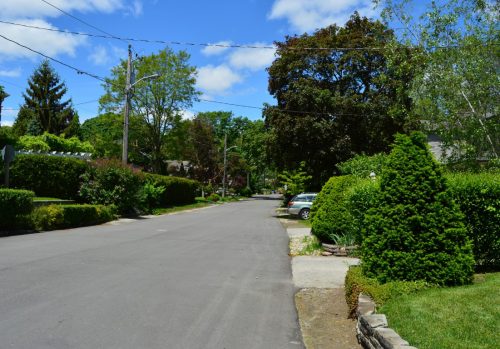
[0,198,303,349]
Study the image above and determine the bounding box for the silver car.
[287,193,318,220]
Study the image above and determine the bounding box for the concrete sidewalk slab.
[287,228,312,238]
[292,256,359,288]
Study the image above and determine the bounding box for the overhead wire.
[2,19,495,52]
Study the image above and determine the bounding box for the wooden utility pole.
[122,44,132,164]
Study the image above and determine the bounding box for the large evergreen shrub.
[446,172,500,271]
[311,175,359,243]
[10,154,88,199]
[362,132,474,286]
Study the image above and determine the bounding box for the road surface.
[0,198,303,349]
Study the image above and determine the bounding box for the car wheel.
[299,208,310,220]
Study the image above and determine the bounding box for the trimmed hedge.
[9,154,89,199]
[345,266,428,318]
[311,175,359,243]
[446,172,500,271]
[32,204,115,230]
[0,188,34,229]
[144,173,199,206]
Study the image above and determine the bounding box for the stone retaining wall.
[356,293,417,349]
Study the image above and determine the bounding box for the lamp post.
[122,45,160,164]
[222,133,238,198]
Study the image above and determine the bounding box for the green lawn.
[380,273,500,349]
[33,197,63,201]
[151,202,213,215]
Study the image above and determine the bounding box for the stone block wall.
[356,293,417,349]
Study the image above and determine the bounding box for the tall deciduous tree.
[264,13,416,188]
[13,60,79,137]
[376,0,499,163]
[188,116,220,185]
[99,48,198,173]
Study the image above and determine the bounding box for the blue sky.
[0,0,380,126]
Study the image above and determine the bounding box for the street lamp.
[122,45,160,164]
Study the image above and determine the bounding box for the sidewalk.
[285,224,361,349]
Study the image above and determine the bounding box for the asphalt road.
[0,198,303,349]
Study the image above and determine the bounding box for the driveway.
[0,198,303,349]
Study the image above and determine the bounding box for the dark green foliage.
[446,172,500,271]
[311,175,359,243]
[79,159,143,214]
[362,132,475,286]
[345,266,428,318]
[13,60,79,137]
[0,188,34,229]
[0,126,18,149]
[31,204,115,230]
[144,173,199,206]
[10,154,88,199]
[238,187,253,197]
[206,193,220,202]
[264,13,415,187]
[338,153,388,178]
[344,179,379,245]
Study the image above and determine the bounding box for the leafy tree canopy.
[264,13,416,188]
[99,48,198,173]
[377,0,499,163]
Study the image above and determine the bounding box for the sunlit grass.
[380,273,500,349]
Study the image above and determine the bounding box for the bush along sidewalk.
[31,204,116,231]
[0,188,34,230]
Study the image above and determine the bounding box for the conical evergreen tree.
[13,60,78,136]
[362,132,474,286]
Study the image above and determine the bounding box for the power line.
[4,19,492,52]
[3,99,100,112]
[40,0,121,40]
[0,34,115,86]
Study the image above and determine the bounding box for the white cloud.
[229,43,276,71]
[0,68,22,77]
[269,0,377,32]
[201,41,232,56]
[0,120,14,127]
[88,45,110,65]
[0,19,85,60]
[179,110,195,120]
[196,64,242,95]
[130,0,143,16]
[0,0,125,19]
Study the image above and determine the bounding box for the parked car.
[287,193,318,220]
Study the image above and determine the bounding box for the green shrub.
[9,154,89,199]
[311,175,359,243]
[345,266,428,318]
[144,173,199,206]
[0,126,18,149]
[238,187,253,197]
[79,159,143,215]
[206,193,220,202]
[338,153,388,178]
[17,132,94,153]
[344,179,379,245]
[140,182,165,211]
[446,172,500,271]
[309,176,338,220]
[362,132,475,286]
[0,188,34,229]
[32,204,115,230]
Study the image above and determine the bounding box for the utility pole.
[122,44,132,164]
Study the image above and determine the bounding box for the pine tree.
[362,132,474,286]
[13,60,78,136]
